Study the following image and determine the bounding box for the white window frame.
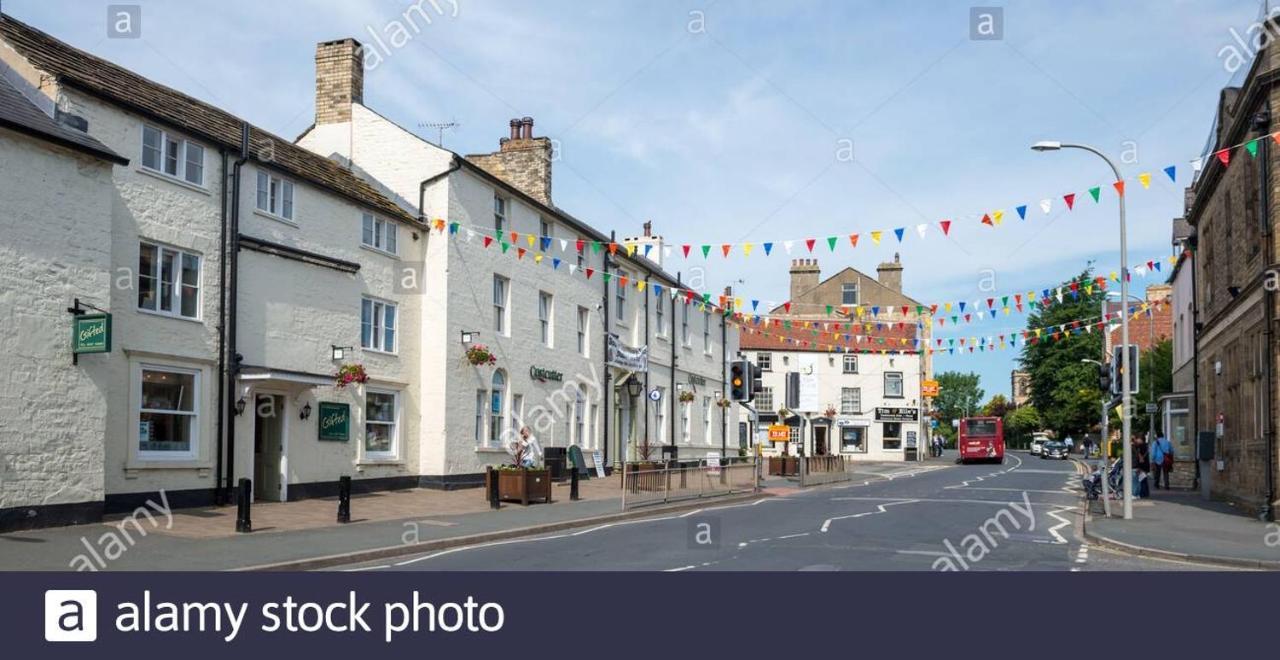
[136,363,200,461]
[363,388,400,460]
[841,282,859,306]
[141,124,205,187]
[494,275,510,335]
[757,352,772,371]
[494,194,506,234]
[137,241,202,321]
[539,218,552,244]
[681,303,691,347]
[361,213,398,255]
[255,169,295,222]
[655,388,667,444]
[577,306,589,357]
[489,370,507,449]
[843,354,858,374]
[361,296,398,353]
[841,387,862,415]
[703,309,712,354]
[474,390,487,445]
[756,386,774,411]
[656,295,667,338]
[703,396,713,445]
[884,372,904,399]
[681,401,691,444]
[615,269,628,323]
[539,291,554,347]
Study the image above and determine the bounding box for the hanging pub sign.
[606,333,648,372]
[317,402,350,442]
[875,407,920,422]
[72,313,111,354]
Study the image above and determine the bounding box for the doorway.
[253,393,287,502]
[814,426,829,456]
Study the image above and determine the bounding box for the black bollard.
[570,467,580,501]
[337,475,351,523]
[235,478,252,533]
[487,467,501,509]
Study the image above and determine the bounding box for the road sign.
[648,388,662,402]
[767,425,790,441]
[1145,402,1158,414]
[922,380,940,397]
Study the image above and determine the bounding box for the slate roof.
[0,15,415,224]
[0,74,124,163]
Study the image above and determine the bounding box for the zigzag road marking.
[820,499,919,533]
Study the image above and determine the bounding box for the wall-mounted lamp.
[299,402,312,420]
[461,330,479,344]
[625,378,642,398]
[234,396,247,416]
[331,345,353,361]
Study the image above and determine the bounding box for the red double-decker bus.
[958,417,1004,464]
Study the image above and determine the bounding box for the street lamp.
[1033,140,1134,519]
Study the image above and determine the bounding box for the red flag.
[783,302,792,313]
[619,276,629,287]
[585,268,595,279]
[981,213,993,226]
[510,231,519,244]
[721,244,731,257]
[608,242,618,255]
[930,304,938,315]
[517,247,526,259]
[483,236,494,248]
[986,298,994,309]
[939,220,951,235]
[1113,180,1125,196]
[1216,149,1230,166]
[575,239,585,253]
[805,238,816,252]
[682,245,691,258]
[1064,193,1076,210]
[849,234,859,248]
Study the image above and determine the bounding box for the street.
[337,455,1219,572]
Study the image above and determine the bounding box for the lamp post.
[1082,358,1111,517]
[1033,141,1133,519]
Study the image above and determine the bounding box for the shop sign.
[318,402,350,442]
[922,380,940,397]
[688,374,706,387]
[875,407,920,422]
[72,313,111,354]
[606,333,649,372]
[530,366,564,382]
[767,425,790,441]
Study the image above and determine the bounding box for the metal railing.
[620,459,758,510]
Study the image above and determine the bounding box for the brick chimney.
[466,117,554,206]
[315,38,364,125]
[789,258,821,304]
[877,253,903,293]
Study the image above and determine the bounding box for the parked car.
[1041,441,1069,460]
[1029,433,1052,456]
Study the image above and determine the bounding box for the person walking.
[1064,435,1075,455]
[1132,434,1151,498]
[1150,433,1173,489]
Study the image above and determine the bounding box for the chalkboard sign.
[317,402,350,442]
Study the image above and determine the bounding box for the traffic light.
[750,362,763,400]
[1097,363,1112,393]
[1111,345,1139,395]
[730,360,749,401]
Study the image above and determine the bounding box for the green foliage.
[1004,405,1041,449]
[932,371,984,443]
[982,394,1014,418]
[1132,339,1173,434]
[1019,269,1106,438]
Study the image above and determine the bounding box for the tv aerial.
[418,121,460,147]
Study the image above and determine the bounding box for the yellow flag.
[871,231,883,245]
[743,243,753,257]
[1138,172,1152,189]
[534,254,543,264]
[526,234,536,247]
[993,210,1004,225]
[627,244,637,257]
[637,281,647,292]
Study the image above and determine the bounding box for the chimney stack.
[466,117,555,206]
[789,258,821,306]
[315,38,364,125]
[622,221,664,267]
[877,253,904,293]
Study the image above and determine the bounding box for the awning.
[237,365,334,387]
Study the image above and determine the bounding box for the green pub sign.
[317,402,350,442]
[72,313,111,354]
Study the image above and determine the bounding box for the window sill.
[137,307,204,325]
[358,458,403,466]
[360,243,400,259]
[361,347,399,358]
[475,447,508,454]
[138,167,211,195]
[254,208,299,228]
[127,457,206,470]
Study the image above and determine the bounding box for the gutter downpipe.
[602,231,613,469]
[214,149,229,505]
[671,274,680,457]
[225,123,250,502]
[643,270,651,461]
[721,287,729,459]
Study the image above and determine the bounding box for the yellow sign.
[922,380,940,397]
[767,425,790,442]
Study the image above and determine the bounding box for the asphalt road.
[335,453,1219,572]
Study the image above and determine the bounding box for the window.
[884,372,904,398]
[137,242,201,320]
[361,213,398,254]
[703,396,713,445]
[365,390,399,458]
[256,170,295,221]
[841,426,866,453]
[756,387,774,411]
[589,404,599,450]
[757,352,772,372]
[841,282,859,306]
[141,124,205,186]
[654,388,667,443]
[538,291,554,347]
[361,297,397,352]
[577,306,589,356]
[493,195,506,234]
[703,310,711,353]
[493,275,509,335]
[573,389,586,447]
[843,354,858,374]
[489,370,506,448]
[883,422,902,450]
[539,218,551,244]
[137,365,199,458]
[789,426,801,445]
[474,390,486,444]
[511,394,524,438]
[681,303,691,347]
[576,236,586,269]
[681,400,691,444]
[615,269,627,322]
[656,295,666,337]
[841,387,861,415]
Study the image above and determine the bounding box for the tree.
[1132,338,1173,434]
[932,371,984,445]
[982,394,1014,418]
[1019,269,1107,439]
[1004,405,1042,449]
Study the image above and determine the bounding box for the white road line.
[946,487,1078,494]
[665,565,697,572]
[896,549,951,557]
[820,499,919,533]
[830,495,1072,508]
[341,564,390,572]
[777,532,811,540]
[1044,507,1074,545]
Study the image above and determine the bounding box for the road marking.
[665,565,697,572]
[896,549,951,557]
[820,499,919,533]
[830,495,1071,508]
[1044,507,1074,544]
[342,564,390,572]
[946,487,1078,495]
[777,532,811,540]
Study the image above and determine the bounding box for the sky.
[6,0,1266,398]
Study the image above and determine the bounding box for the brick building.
[1183,29,1280,516]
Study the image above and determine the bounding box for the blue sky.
[7,0,1263,397]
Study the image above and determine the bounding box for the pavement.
[1083,476,1280,570]
[336,452,1214,572]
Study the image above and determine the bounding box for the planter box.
[486,468,552,505]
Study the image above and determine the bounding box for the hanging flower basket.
[824,405,838,418]
[334,363,369,389]
[465,344,498,366]
[716,398,732,409]
[678,390,696,403]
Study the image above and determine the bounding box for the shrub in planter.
[487,466,552,505]
[334,364,369,389]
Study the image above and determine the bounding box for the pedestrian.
[1132,434,1150,498]
[1150,433,1173,489]
[933,435,943,457]
[1064,435,1075,455]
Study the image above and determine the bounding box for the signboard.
[1145,402,1159,414]
[606,333,649,372]
[922,380,940,397]
[648,388,662,402]
[591,450,606,478]
[767,424,790,441]
[529,366,564,382]
[317,402,350,441]
[688,374,707,387]
[875,407,920,422]
[706,452,721,476]
[72,313,111,354]
[905,430,918,449]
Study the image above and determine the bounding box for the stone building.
[1010,370,1032,408]
[1183,29,1280,515]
